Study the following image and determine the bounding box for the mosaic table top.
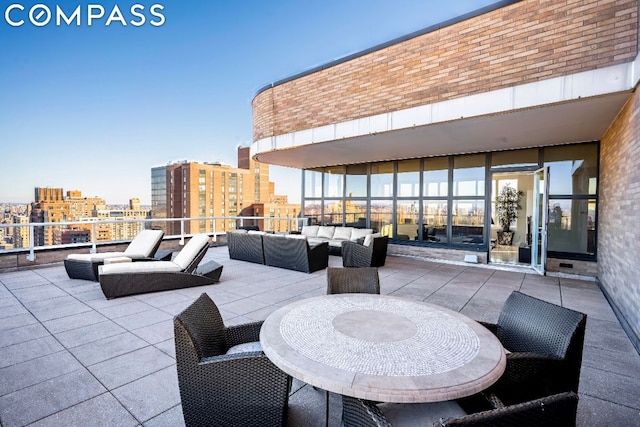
[260,294,506,403]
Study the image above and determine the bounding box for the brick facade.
[253,0,638,141]
[599,86,640,345]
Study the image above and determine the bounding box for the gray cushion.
[225,341,262,354]
[378,400,466,426]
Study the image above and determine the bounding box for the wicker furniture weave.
[341,392,578,427]
[262,234,329,273]
[174,293,291,427]
[98,234,222,299]
[64,229,164,281]
[327,267,380,294]
[480,291,587,405]
[342,236,389,268]
[227,230,265,264]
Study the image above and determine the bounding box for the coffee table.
[260,294,506,420]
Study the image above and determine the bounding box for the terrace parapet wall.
[253,0,638,141]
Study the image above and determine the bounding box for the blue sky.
[0,0,497,205]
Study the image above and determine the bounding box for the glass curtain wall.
[301,143,598,260]
[544,143,598,256]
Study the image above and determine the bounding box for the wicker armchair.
[174,293,291,427]
[480,291,587,405]
[341,392,578,427]
[327,267,380,294]
[342,236,389,268]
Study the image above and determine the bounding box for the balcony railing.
[0,216,308,262]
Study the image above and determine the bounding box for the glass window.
[547,199,595,255]
[303,201,322,226]
[397,160,420,197]
[371,162,394,197]
[423,157,449,197]
[324,166,344,198]
[452,200,485,244]
[396,200,419,240]
[305,169,323,198]
[544,144,597,195]
[345,164,367,198]
[454,155,485,197]
[422,201,448,242]
[345,199,367,228]
[323,200,343,225]
[370,199,392,236]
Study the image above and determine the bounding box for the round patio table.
[260,294,506,403]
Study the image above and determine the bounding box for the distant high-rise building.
[30,187,69,246]
[151,146,299,234]
[13,216,30,249]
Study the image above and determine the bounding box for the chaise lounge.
[64,229,165,281]
[98,234,222,299]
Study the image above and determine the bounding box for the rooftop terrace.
[1,246,638,426]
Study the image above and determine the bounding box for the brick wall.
[599,86,640,346]
[253,0,638,141]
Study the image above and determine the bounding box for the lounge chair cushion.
[317,226,336,239]
[124,230,164,256]
[100,261,183,274]
[67,252,129,262]
[173,234,211,270]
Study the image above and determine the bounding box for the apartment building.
[151,146,299,235]
[251,0,640,350]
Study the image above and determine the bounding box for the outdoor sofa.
[98,234,222,299]
[64,229,164,281]
[227,230,329,273]
[299,225,375,255]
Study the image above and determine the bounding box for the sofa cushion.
[351,228,373,241]
[248,230,266,235]
[364,233,382,247]
[317,226,336,239]
[301,225,320,237]
[333,227,354,241]
[226,341,262,354]
[286,234,307,240]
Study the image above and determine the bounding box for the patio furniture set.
[227,226,389,272]
[174,274,586,427]
[62,229,586,425]
[64,231,223,299]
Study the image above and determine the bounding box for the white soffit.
[252,62,635,169]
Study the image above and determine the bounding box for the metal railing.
[0,216,308,262]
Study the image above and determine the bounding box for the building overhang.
[252,60,639,169]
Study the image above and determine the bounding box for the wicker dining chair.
[174,293,291,427]
[341,392,578,427]
[327,267,380,295]
[480,291,587,405]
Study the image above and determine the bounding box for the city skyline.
[0,1,498,204]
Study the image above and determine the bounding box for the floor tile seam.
[0,362,95,399]
[457,270,496,313]
[579,391,640,411]
[107,363,177,395]
[581,359,640,378]
[140,403,181,426]
[21,390,140,427]
[0,348,70,380]
[74,338,161,368]
[583,341,639,357]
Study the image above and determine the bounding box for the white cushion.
[286,234,307,239]
[306,238,325,246]
[231,229,248,234]
[102,257,132,264]
[67,252,128,262]
[124,229,164,257]
[172,234,210,270]
[363,233,382,247]
[317,226,336,239]
[225,341,262,355]
[99,260,182,275]
[333,227,354,240]
[301,225,319,237]
[378,400,466,426]
[248,230,266,235]
[351,228,373,241]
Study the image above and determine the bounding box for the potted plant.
[495,184,524,246]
